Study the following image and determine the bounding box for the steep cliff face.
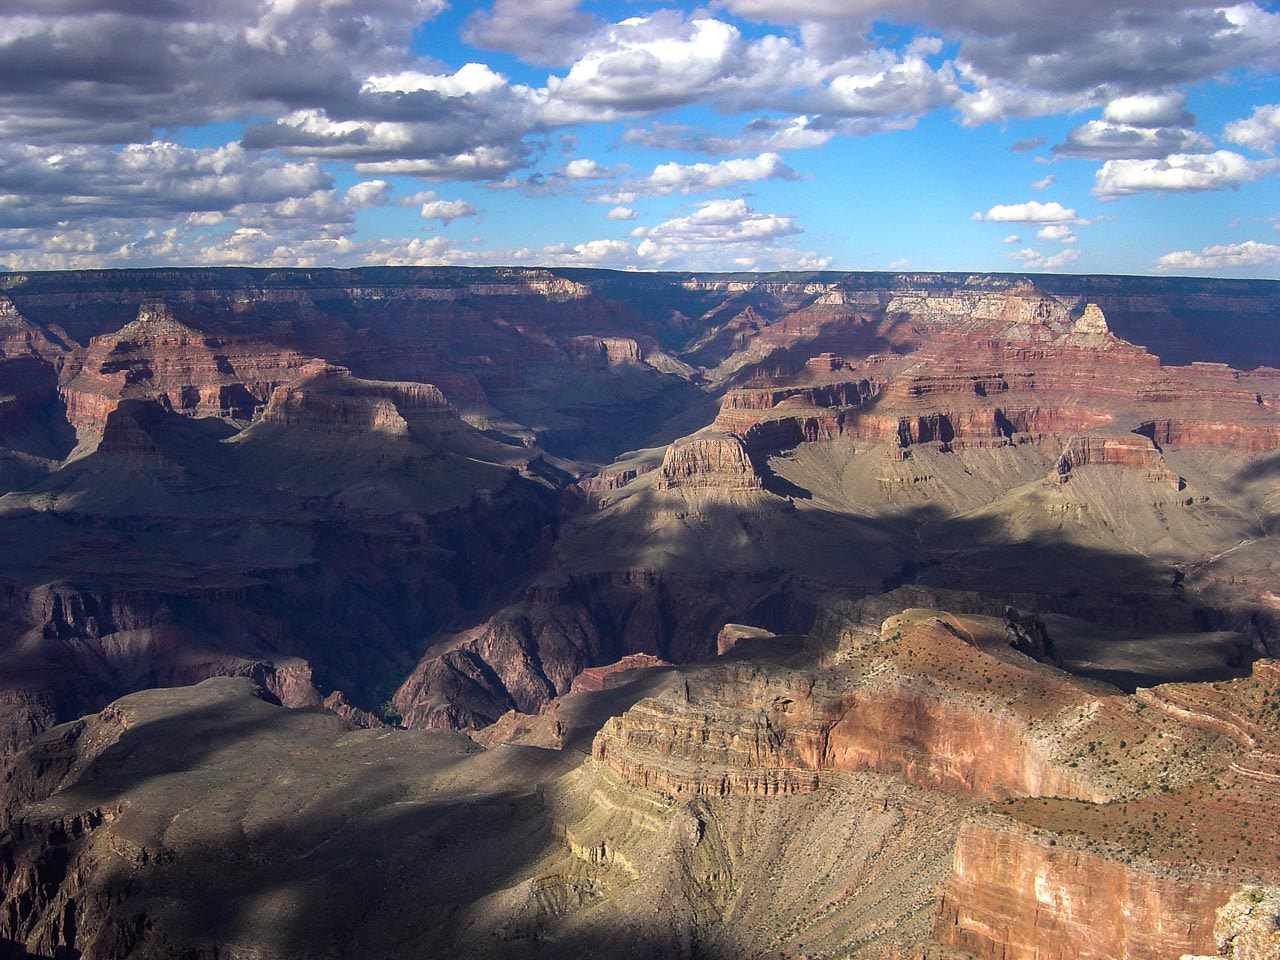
[656,433,763,490]
[933,659,1280,960]
[575,604,1280,960]
[938,817,1235,960]
[590,610,1132,804]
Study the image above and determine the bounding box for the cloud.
[520,238,641,269]
[546,14,746,112]
[345,180,392,209]
[1102,92,1195,128]
[1002,234,1022,244]
[0,140,399,270]
[558,159,614,180]
[1036,224,1077,243]
[723,1,1280,128]
[1155,239,1280,271]
[606,206,638,221]
[954,74,1092,126]
[419,198,478,225]
[1224,103,1280,154]
[631,198,799,241]
[623,115,838,154]
[354,147,531,181]
[973,200,1081,224]
[1052,120,1212,160]
[463,0,597,66]
[366,235,476,266]
[1093,150,1280,198]
[1031,174,1055,190]
[241,59,547,178]
[0,141,330,229]
[574,196,827,270]
[3,1,1279,271]
[1007,246,1082,270]
[542,10,953,127]
[603,152,800,201]
[0,0,447,144]
[813,47,958,119]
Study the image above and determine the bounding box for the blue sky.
[2,0,1280,276]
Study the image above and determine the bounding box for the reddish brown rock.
[259,361,460,437]
[938,817,1234,960]
[1050,433,1183,488]
[570,653,671,692]
[655,432,763,490]
[715,623,777,656]
[58,299,312,446]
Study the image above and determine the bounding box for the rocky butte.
[0,266,1277,958]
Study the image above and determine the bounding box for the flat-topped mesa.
[461,274,591,300]
[1051,433,1183,488]
[570,653,672,692]
[714,377,877,445]
[805,351,846,372]
[259,363,458,438]
[656,433,763,490]
[591,663,828,798]
[719,378,876,414]
[567,335,644,365]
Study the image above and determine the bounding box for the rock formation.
[0,593,1275,959]
[0,267,1277,958]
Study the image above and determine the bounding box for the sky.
[2,1,1280,276]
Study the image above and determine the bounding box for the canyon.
[0,266,1277,957]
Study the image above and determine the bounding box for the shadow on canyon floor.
[0,940,74,960]
[589,493,1259,689]
[13,678,747,960]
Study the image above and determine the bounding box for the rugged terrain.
[0,266,1278,957]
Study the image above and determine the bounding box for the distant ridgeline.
[2,266,1279,368]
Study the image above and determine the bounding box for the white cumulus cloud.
[621,152,800,198]
[1053,120,1212,160]
[1156,240,1280,271]
[1102,92,1194,128]
[973,200,1081,223]
[1036,224,1077,243]
[1225,104,1280,154]
[1008,246,1082,270]
[558,159,614,180]
[420,198,478,225]
[1093,150,1280,198]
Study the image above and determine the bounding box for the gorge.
[0,266,1277,958]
